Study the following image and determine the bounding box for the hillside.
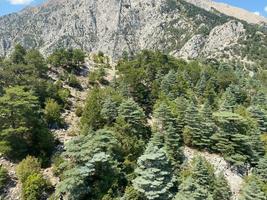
[0,0,266,68]
[0,0,267,200]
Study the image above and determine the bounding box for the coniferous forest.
[0,45,266,200]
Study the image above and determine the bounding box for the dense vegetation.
[0,46,266,199]
[55,51,266,199]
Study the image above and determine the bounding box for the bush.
[16,156,41,183]
[0,166,8,190]
[51,155,65,177]
[68,74,81,89]
[75,105,84,117]
[44,98,62,127]
[22,173,50,200]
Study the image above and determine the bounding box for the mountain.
[0,0,266,68]
[185,0,267,24]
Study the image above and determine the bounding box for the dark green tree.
[25,49,47,76]
[254,156,267,183]
[117,98,149,139]
[213,173,232,200]
[0,86,53,159]
[239,180,266,200]
[133,142,175,200]
[183,101,201,147]
[11,44,26,64]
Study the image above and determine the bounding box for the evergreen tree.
[153,103,183,164]
[133,142,175,200]
[117,98,149,139]
[183,101,202,147]
[25,49,47,76]
[239,181,266,200]
[175,176,209,200]
[213,173,232,200]
[81,87,105,130]
[56,129,121,200]
[0,86,53,158]
[200,101,216,149]
[160,70,177,99]
[176,157,215,200]
[254,156,267,183]
[101,97,119,125]
[44,98,62,128]
[191,156,215,190]
[211,111,261,167]
[220,88,237,112]
[11,44,26,64]
[248,106,267,132]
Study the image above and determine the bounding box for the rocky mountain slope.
[0,0,266,68]
[185,0,267,24]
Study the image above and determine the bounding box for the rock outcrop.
[185,0,267,24]
[0,0,266,64]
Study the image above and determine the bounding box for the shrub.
[16,156,41,183]
[44,98,62,127]
[75,105,84,117]
[68,74,81,89]
[22,173,50,200]
[0,166,8,190]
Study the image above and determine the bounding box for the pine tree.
[191,156,215,190]
[220,88,237,112]
[184,101,202,147]
[239,181,266,200]
[133,142,175,200]
[200,101,216,149]
[160,70,177,100]
[0,86,53,158]
[153,103,183,165]
[101,97,119,124]
[248,106,267,132]
[254,156,267,183]
[211,111,262,167]
[11,44,26,64]
[213,173,232,200]
[252,91,267,108]
[175,176,208,200]
[118,98,149,139]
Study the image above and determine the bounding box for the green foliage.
[212,111,264,167]
[239,180,266,200]
[68,74,81,89]
[22,173,50,200]
[11,44,26,64]
[133,141,175,200]
[183,101,202,147]
[0,86,53,159]
[44,98,62,127]
[47,48,85,67]
[81,87,105,130]
[88,67,107,85]
[213,173,232,200]
[117,98,149,139]
[176,156,217,200]
[75,105,83,117]
[25,49,47,76]
[55,129,122,200]
[254,156,267,183]
[0,166,8,191]
[16,156,41,183]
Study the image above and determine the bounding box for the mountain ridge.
[0,0,266,68]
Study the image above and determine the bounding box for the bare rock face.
[0,0,266,65]
[178,34,206,59]
[184,0,267,24]
[201,20,245,57]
